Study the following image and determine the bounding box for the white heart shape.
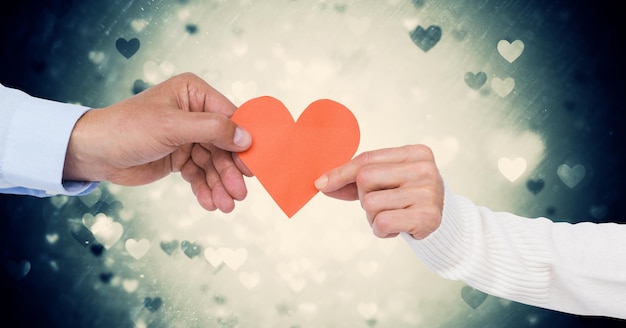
[90,214,123,249]
[402,18,419,32]
[46,233,59,244]
[122,279,139,293]
[88,51,106,64]
[203,247,224,267]
[491,76,515,97]
[497,39,524,63]
[239,271,260,289]
[219,247,248,271]
[498,157,527,182]
[131,19,148,32]
[125,238,150,259]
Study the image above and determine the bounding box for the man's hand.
[314,144,444,239]
[63,73,252,213]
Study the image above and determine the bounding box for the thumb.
[170,111,252,151]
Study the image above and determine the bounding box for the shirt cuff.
[2,88,96,196]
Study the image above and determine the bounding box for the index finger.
[314,144,435,193]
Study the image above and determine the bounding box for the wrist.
[63,109,105,182]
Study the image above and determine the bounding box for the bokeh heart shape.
[232,96,360,218]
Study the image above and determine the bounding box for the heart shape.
[115,37,140,59]
[87,213,123,249]
[132,79,152,95]
[5,260,31,280]
[498,157,527,182]
[220,247,248,271]
[125,238,151,260]
[461,285,488,309]
[239,271,261,289]
[143,297,163,312]
[491,76,515,97]
[232,96,360,217]
[497,39,524,63]
[160,240,179,255]
[557,163,585,188]
[526,178,545,195]
[409,25,442,52]
[181,240,202,259]
[464,71,487,90]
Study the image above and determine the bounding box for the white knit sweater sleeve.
[402,184,626,320]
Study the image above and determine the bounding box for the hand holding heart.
[64,73,252,213]
[315,144,444,239]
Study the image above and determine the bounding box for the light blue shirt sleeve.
[0,83,99,197]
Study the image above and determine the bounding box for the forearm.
[402,183,626,319]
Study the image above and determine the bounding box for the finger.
[369,193,442,240]
[361,187,416,222]
[361,188,409,227]
[168,111,252,152]
[180,159,217,211]
[370,207,439,239]
[191,145,236,212]
[315,144,435,193]
[370,208,412,238]
[207,145,248,201]
[169,144,193,172]
[314,158,359,193]
[320,183,358,201]
[357,160,440,194]
[233,153,253,177]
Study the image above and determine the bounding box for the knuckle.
[219,161,241,178]
[355,150,373,166]
[411,160,439,179]
[360,192,377,212]
[408,208,441,239]
[373,212,394,233]
[355,165,376,186]
[191,145,210,166]
[372,229,387,239]
[355,169,369,187]
[407,144,435,161]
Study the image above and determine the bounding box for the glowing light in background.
[0,0,624,327]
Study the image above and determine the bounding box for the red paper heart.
[232,96,360,218]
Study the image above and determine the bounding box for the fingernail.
[234,127,251,148]
[314,175,328,190]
